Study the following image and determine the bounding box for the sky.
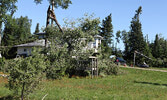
[14,0,167,50]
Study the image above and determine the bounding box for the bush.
[99,59,119,76]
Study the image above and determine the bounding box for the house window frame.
[24,48,27,52]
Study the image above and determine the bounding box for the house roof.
[34,32,46,35]
[15,39,45,47]
[94,35,103,39]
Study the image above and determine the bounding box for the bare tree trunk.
[49,10,64,34]
[45,6,50,47]
[51,1,54,27]
[46,6,50,28]
[21,82,25,100]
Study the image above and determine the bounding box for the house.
[15,39,45,57]
[34,32,103,53]
[34,32,46,39]
[85,35,103,53]
[15,32,103,57]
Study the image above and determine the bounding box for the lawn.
[1,67,167,100]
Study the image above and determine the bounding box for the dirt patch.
[0,77,8,84]
[120,66,167,72]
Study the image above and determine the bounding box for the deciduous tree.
[8,49,46,100]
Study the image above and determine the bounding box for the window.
[24,49,27,52]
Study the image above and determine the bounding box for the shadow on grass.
[134,81,167,87]
[0,95,19,100]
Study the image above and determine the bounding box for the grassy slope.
[1,68,167,100]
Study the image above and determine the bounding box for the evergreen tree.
[16,16,32,42]
[128,6,150,64]
[121,30,130,60]
[152,34,160,58]
[1,16,17,47]
[115,30,121,56]
[34,23,40,34]
[1,16,32,58]
[100,14,113,58]
[164,40,167,58]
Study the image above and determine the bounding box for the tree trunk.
[51,1,54,27]
[45,6,50,47]
[21,82,25,100]
[52,15,64,33]
[49,10,64,34]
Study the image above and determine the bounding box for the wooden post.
[91,58,93,78]
[96,58,98,77]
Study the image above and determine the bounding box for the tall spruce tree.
[100,14,113,58]
[128,6,150,64]
[1,16,32,58]
[152,34,160,58]
[34,23,40,34]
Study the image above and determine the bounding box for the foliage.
[128,6,151,64]
[98,59,119,76]
[79,13,101,37]
[151,34,166,59]
[34,0,72,9]
[100,14,113,58]
[121,30,130,59]
[0,0,17,34]
[34,23,40,34]
[44,14,101,78]
[115,30,121,56]
[100,14,113,46]
[7,48,46,100]
[45,41,68,79]
[1,16,32,59]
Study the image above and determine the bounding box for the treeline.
[113,6,167,67]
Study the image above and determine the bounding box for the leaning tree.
[34,0,72,32]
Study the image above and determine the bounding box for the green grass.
[1,68,167,100]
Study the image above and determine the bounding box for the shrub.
[98,59,119,76]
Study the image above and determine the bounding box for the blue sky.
[14,0,167,49]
